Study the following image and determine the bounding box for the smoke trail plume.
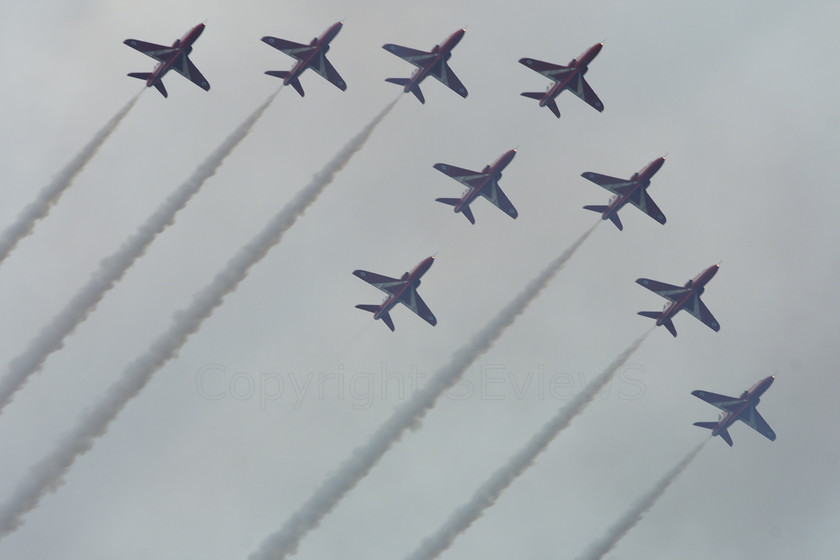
[0,94,141,266]
[250,222,599,560]
[575,439,707,560]
[405,330,651,560]
[0,97,397,540]
[0,89,280,415]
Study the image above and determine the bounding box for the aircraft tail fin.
[638,311,677,336]
[128,72,167,98]
[380,311,395,331]
[435,198,475,224]
[386,78,424,103]
[694,422,733,446]
[545,98,561,118]
[637,311,661,320]
[435,198,475,225]
[521,91,544,101]
[582,205,622,230]
[265,71,305,96]
[289,77,304,97]
[355,304,395,332]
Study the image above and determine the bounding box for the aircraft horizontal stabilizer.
[694,421,718,430]
[546,98,561,118]
[637,311,661,320]
[461,205,475,224]
[582,205,609,213]
[265,70,289,79]
[356,304,395,332]
[521,91,544,101]
[380,311,395,331]
[435,197,459,207]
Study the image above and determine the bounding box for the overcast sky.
[1,0,839,558]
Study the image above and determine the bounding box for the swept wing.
[352,270,403,295]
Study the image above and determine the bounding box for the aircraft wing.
[314,55,347,91]
[382,43,436,68]
[565,74,604,112]
[123,39,177,62]
[433,164,486,189]
[518,58,574,80]
[398,286,437,326]
[261,36,316,60]
[479,179,518,219]
[169,54,211,91]
[625,190,666,224]
[427,60,468,98]
[636,278,691,302]
[682,294,721,332]
[691,390,744,412]
[353,270,404,295]
[581,172,635,195]
[739,406,777,441]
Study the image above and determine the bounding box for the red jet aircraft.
[692,376,777,446]
[382,28,468,103]
[353,257,437,331]
[262,21,347,97]
[518,43,604,118]
[124,23,210,98]
[581,157,667,230]
[636,264,720,337]
[433,149,518,224]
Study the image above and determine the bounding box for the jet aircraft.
[636,264,720,337]
[382,28,468,103]
[692,376,777,446]
[353,257,437,331]
[124,23,210,98]
[518,42,604,118]
[433,149,518,224]
[262,21,347,96]
[581,157,667,230]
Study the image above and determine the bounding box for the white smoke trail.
[0,93,141,266]
[0,97,397,540]
[249,221,600,560]
[0,89,280,415]
[575,439,707,560]
[405,330,652,560]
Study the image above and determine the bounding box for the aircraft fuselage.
[454,149,517,214]
[373,256,435,320]
[541,42,602,107]
[403,28,465,93]
[146,23,205,87]
[658,264,719,326]
[601,156,665,221]
[283,21,343,86]
[712,376,775,436]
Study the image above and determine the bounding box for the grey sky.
[0,1,838,559]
